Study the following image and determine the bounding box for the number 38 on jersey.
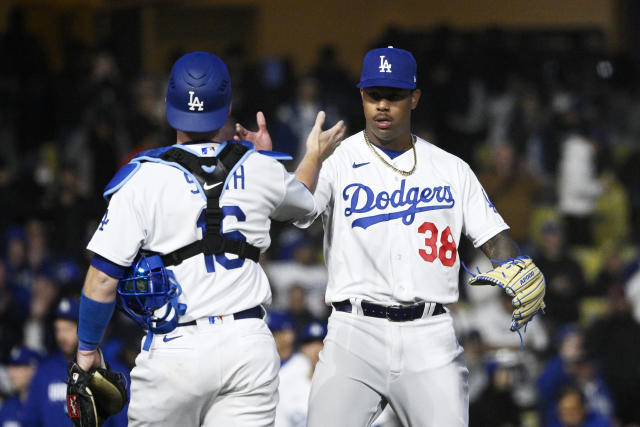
[418,222,457,267]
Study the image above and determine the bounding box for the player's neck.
[176,130,221,145]
[365,129,413,152]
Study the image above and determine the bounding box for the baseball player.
[73,51,345,426]
[294,47,546,426]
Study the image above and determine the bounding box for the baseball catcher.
[66,351,127,427]
[469,255,546,336]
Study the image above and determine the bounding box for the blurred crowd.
[1,6,640,427]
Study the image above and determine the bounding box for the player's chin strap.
[157,143,261,266]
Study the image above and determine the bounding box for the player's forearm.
[295,153,322,193]
[82,265,118,302]
[77,266,118,362]
[480,230,520,267]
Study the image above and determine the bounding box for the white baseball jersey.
[296,131,509,305]
[88,142,316,320]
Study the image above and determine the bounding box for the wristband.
[78,292,116,346]
[78,340,99,351]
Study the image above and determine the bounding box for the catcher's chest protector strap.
[103,141,260,265]
[158,143,260,265]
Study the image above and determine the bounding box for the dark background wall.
[0,0,634,75]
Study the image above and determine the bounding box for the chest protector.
[105,141,260,265]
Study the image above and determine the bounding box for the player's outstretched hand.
[234,111,273,151]
[305,111,346,162]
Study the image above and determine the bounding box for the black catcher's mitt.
[67,361,128,427]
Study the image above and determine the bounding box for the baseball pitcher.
[294,47,545,426]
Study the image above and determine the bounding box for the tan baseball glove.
[469,256,546,332]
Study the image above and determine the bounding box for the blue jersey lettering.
[343,180,455,229]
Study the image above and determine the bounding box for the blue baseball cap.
[265,310,294,332]
[300,321,327,343]
[357,46,417,90]
[166,52,232,133]
[7,346,42,366]
[55,297,80,322]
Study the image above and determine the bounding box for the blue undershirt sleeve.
[90,254,128,279]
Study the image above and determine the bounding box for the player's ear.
[410,89,421,110]
[360,88,366,102]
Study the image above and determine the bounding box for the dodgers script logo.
[343,179,455,229]
[379,56,392,73]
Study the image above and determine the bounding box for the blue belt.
[332,300,445,322]
[177,305,264,327]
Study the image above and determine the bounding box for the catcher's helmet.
[166,51,232,133]
[117,254,184,334]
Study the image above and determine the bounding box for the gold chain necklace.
[363,130,417,176]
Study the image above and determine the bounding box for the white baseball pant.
[307,308,469,427]
[128,317,279,426]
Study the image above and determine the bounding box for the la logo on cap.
[379,56,391,73]
[378,46,395,73]
[188,90,204,111]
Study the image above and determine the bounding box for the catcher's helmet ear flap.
[117,254,183,332]
[165,51,232,133]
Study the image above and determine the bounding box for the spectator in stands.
[22,297,129,426]
[47,161,100,261]
[592,246,627,297]
[25,219,52,278]
[556,128,602,247]
[286,284,317,344]
[266,310,296,366]
[533,218,586,330]
[478,143,541,247]
[22,271,58,354]
[264,230,328,319]
[460,330,489,405]
[0,259,27,359]
[275,321,327,427]
[585,285,640,425]
[538,326,614,426]
[549,385,612,427]
[274,73,340,167]
[470,350,522,427]
[4,226,29,292]
[309,45,356,127]
[0,346,42,424]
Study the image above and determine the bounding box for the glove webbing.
[159,144,260,266]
